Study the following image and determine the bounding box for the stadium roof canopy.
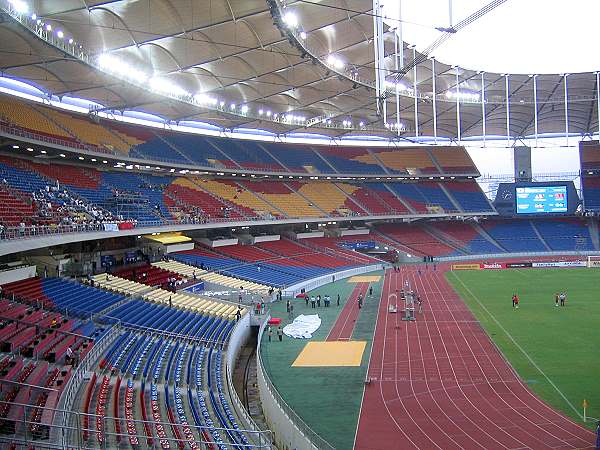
[0,0,598,143]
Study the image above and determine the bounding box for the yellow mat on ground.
[348,275,381,283]
[292,341,367,367]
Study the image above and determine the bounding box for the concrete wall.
[253,235,280,243]
[340,228,370,236]
[164,242,194,253]
[256,319,318,450]
[0,265,36,285]
[282,263,384,297]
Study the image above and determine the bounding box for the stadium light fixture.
[12,145,19,149]
[266,110,272,117]
[9,0,28,14]
[68,38,74,45]
[78,156,84,160]
[91,158,97,162]
[327,54,345,70]
[241,105,249,113]
[149,77,188,96]
[230,103,236,110]
[57,30,64,39]
[283,11,298,28]
[103,160,108,164]
[299,30,307,40]
[258,109,264,115]
[27,148,33,152]
[219,101,225,107]
[40,150,47,154]
[31,13,36,20]
[59,154,66,158]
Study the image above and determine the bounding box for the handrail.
[55,324,120,433]
[0,399,272,449]
[256,315,335,450]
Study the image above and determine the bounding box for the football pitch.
[447,267,600,429]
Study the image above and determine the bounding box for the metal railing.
[0,400,272,450]
[54,324,121,446]
[0,208,492,244]
[256,316,335,450]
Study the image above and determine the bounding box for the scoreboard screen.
[516,186,567,214]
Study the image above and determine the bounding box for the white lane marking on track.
[439,271,594,445]
[412,268,513,449]
[449,271,584,420]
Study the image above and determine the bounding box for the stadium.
[0,0,598,449]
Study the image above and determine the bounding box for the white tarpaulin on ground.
[283,314,321,339]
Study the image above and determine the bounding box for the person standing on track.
[311,295,316,309]
[369,286,373,297]
[316,294,321,307]
[512,293,519,309]
[555,292,559,307]
[277,326,283,342]
[337,293,340,306]
[417,294,423,314]
[358,293,363,309]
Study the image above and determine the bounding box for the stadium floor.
[447,267,600,429]
[355,266,595,450]
[260,272,384,449]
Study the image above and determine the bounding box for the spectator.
[277,326,283,342]
[267,326,272,342]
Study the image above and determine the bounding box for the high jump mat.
[347,275,381,283]
[292,341,367,367]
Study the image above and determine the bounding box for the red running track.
[354,267,595,450]
[327,283,369,341]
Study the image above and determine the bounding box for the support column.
[373,0,387,124]
[413,46,418,137]
[455,66,461,143]
[481,72,486,147]
[505,74,510,146]
[432,58,438,144]
[564,73,569,146]
[533,74,538,147]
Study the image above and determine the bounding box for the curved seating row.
[89,274,239,318]
[152,260,270,292]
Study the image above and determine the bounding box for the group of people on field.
[511,292,568,308]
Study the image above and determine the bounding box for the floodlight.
[57,30,64,38]
[283,11,298,28]
[241,105,249,113]
[9,0,28,14]
[45,24,52,31]
[299,31,307,40]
